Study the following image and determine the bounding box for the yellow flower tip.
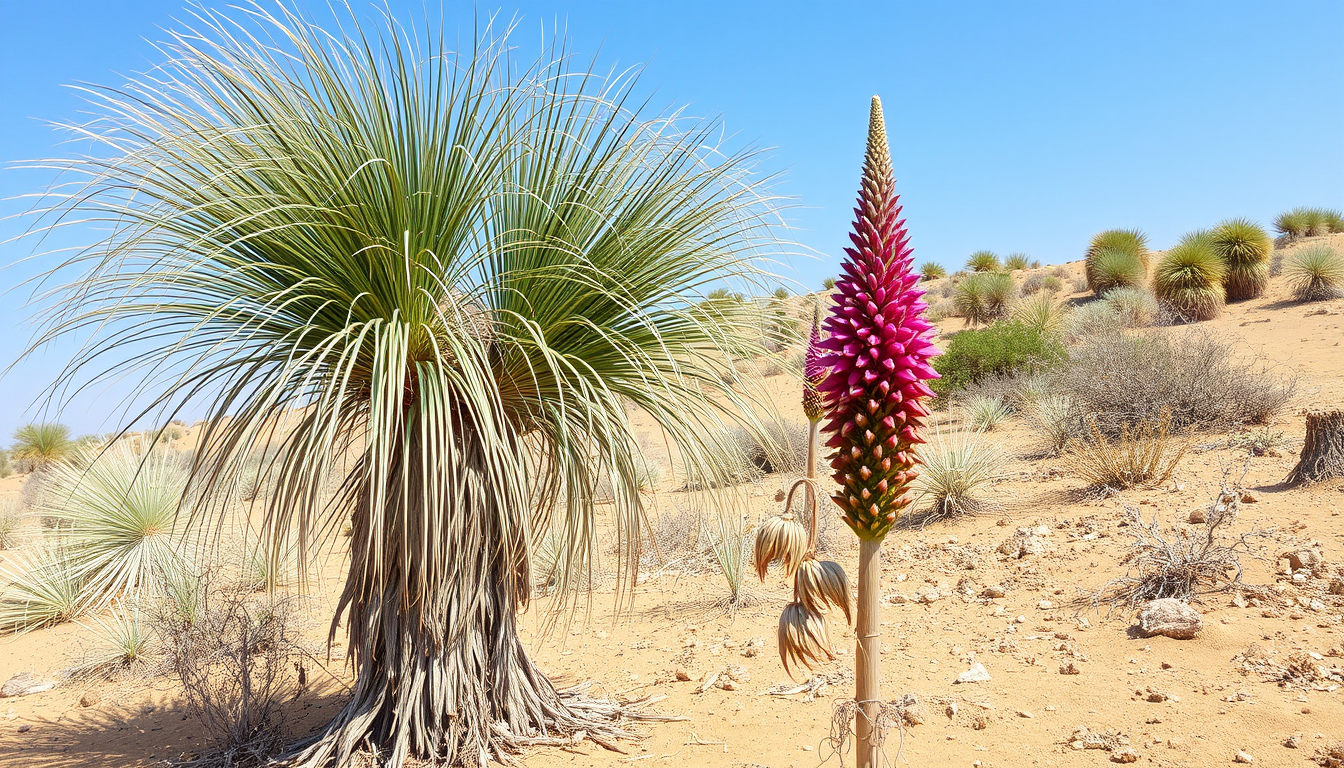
[865,95,893,194]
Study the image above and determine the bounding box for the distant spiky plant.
[1084,229,1149,292]
[1284,245,1344,302]
[1089,248,1146,295]
[1211,218,1271,300]
[1154,230,1226,321]
[966,250,1001,272]
[1102,286,1159,328]
[1274,206,1338,239]
[823,277,837,291]
[1010,292,1069,335]
[964,395,1011,431]
[920,262,947,281]
[954,271,1015,325]
[912,427,1008,519]
[1003,253,1031,271]
[1324,209,1344,234]
[11,423,72,471]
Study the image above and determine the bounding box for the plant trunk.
[1285,410,1344,485]
[281,429,629,768]
[854,537,882,768]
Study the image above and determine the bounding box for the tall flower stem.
[855,538,882,768]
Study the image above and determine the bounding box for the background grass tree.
[11,422,72,472]
[1154,230,1227,321]
[1084,228,1149,294]
[1211,218,1272,300]
[21,6,782,766]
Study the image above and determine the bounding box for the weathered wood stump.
[1285,410,1344,485]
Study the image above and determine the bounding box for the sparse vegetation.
[920,262,947,280]
[932,321,1065,397]
[0,547,84,633]
[1010,292,1069,335]
[966,250,1001,272]
[1042,275,1063,292]
[1153,230,1226,321]
[1062,412,1189,490]
[1089,248,1146,295]
[953,271,1015,325]
[1102,286,1159,327]
[1003,253,1031,271]
[964,395,1011,431]
[1211,218,1271,300]
[1284,245,1344,302]
[1027,394,1079,454]
[70,608,155,680]
[11,422,72,472]
[708,510,754,610]
[823,277,837,291]
[911,427,1008,521]
[1085,229,1149,293]
[0,449,11,479]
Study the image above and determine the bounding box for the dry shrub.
[1093,472,1260,613]
[1054,328,1294,435]
[155,577,303,766]
[1063,412,1189,490]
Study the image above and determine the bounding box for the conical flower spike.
[794,555,851,623]
[753,512,807,581]
[778,601,835,678]
[818,96,941,541]
[802,311,826,423]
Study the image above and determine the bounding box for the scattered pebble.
[955,663,992,684]
[1234,751,1254,764]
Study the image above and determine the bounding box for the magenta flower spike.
[801,313,826,423]
[818,96,941,542]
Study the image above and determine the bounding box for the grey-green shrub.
[1103,286,1159,328]
[1284,245,1344,301]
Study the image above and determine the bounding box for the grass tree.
[22,6,779,766]
[11,422,72,471]
[817,96,940,767]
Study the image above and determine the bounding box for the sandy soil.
[1,237,1342,768]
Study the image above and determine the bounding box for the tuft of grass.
[1089,248,1146,295]
[823,277,837,291]
[0,546,85,633]
[11,423,72,472]
[1211,218,1272,300]
[912,427,1009,520]
[1227,427,1285,457]
[1284,245,1344,302]
[964,395,1011,431]
[1102,286,1159,328]
[966,250,1001,273]
[1085,229,1149,292]
[1042,275,1063,293]
[1003,253,1031,271]
[953,271,1015,325]
[1027,394,1078,454]
[1062,412,1190,490]
[70,608,155,679]
[1010,292,1069,335]
[1066,300,1122,341]
[1153,230,1226,321]
[0,500,23,549]
[708,510,754,610]
[920,262,947,281]
[1324,208,1344,234]
[1274,206,1340,239]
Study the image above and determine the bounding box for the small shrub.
[69,608,155,680]
[964,395,1011,431]
[1274,206,1339,239]
[1085,229,1149,291]
[1053,328,1295,433]
[920,262,947,280]
[925,298,957,322]
[1027,394,1079,454]
[720,419,809,480]
[1050,265,1069,279]
[911,428,1009,520]
[1030,260,1042,269]
[1102,286,1159,328]
[0,450,11,479]
[1063,412,1189,490]
[1284,245,1344,302]
[1042,275,1063,292]
[1090,248,1146,295]
[1003,253,1031,271]
[1065,300,1121,341]
[0,546,84,633]
[953,271,1015,325]
[823,277,836,291]
[11,423,72,472]
[959,370,1050,410]
[966,251,1001,272]
[0,500,22,549]
[932,321,1065,397]
[1211,218,1271,300]
[1325,208,1344,234]
[1227,427,1285,457]
[708,510,754,610]
[1071,276,1089,293]
[1153,230,1226,321]
[1020,273,1045,295]
[1010,292,1069,335]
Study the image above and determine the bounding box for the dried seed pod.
[778,601,835,678]
[753,512,807,581]
[795,556,851,624]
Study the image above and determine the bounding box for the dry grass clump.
[1211,218,1272,300]
[1093,473,1257,612]
[1154,230,1226,321]
[1010,292,1069,334]
[1102,286,1159,328]
[954,271,1015,325]
[1052,328,1295,434]
[911,427,1008,522]
[963,395,1011,431]
[1063,412,1189,491]
[1284,245,1344,302]
[1027,394,1080,454]
[0,499,23,549]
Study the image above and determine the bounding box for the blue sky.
[1,0,1342,438]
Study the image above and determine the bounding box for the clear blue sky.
[1,1,1341,438]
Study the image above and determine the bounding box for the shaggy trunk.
[1285,410,1344,485]
[283,425,629,768]
[854,538,881,768]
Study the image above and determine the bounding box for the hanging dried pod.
[753,512,807,580]
[778,601,835,678]
[795,555,851,623]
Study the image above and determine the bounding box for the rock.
[1239,491,1258,503]
[1017,710,1034,718]
[1329,577,1344,596]
[955,662,991,684]
[1284,734,1302,749]
[885,593,910,605]
[0,673,52,699]
[919,590,941,604]
[718,679,739,691]
[999,527,1050,559]
[79,693,100,708]
[1234,751,1254,763]
[982,585,1006,598]
[17,724,30,734]
[1059,662,1081,675]
[1137,599,1202,640]
[1188,506,1208,524]
[1038,600,1053,610]
[674,668,691,682]
[1111,747,1140,763]
[1284,549,1324,575]
[1146,690,1169,702]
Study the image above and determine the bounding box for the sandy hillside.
[1,236,1343,768]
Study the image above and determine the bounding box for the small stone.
[1111,747,1140,763]
[1038,600,1053,610]
[1169,737,1187,749]
[674,668,691,682]
[719,679,739,691]
[982,585,1006,599]
[1016,615,1027,624]
[79,693,100,708]
[725,664,750,683]
[1234,751,1254,763]
[17,724,30,734]
[1146,690,1169,703]
[1283,549,1323,575]
[1284,734,1302,749]
[1137,599,1202,640]
[1188,508,1208,524]
[919,590,941,604]
[1059,662,1081,675]
[1239,491,1257,503]
[0,673,51,699]
[955,663,992,684]
[1017,710,1034,718]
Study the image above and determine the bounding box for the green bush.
[1154,230,1226,321]
[1090,248,1146,295]
[1275,206,1342,239]
[1085,229,1149,292]
[953,272,1015,325]
[1042,275,1063,292]
[1285,245,1344,302]
[1003,253,1031,271]
[1211,218,1271,300]
[966,251,1001,272]
[932,321,1065,397]
[920,262,947,280]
